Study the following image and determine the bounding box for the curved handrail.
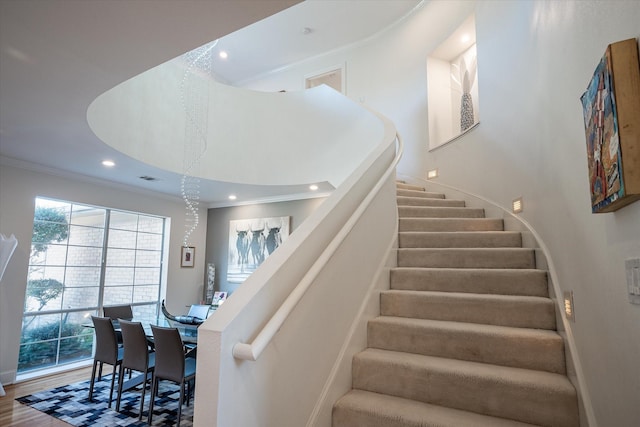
[232,133,404,361]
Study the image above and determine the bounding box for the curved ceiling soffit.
[87,50,386,188]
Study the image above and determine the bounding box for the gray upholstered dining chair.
[88,315,124,408]
[147,325,197,427]
[115,319,156,420]
[102,304,133,320]
[103,304,133,346]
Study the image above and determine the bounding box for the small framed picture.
[212,291,227,306]
[181,246,195,268]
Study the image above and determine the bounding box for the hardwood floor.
[0,366,92,427]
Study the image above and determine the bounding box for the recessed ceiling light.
[461,34,470,43]
[219,51,228,59]
[309,184,319,191]
[102,160,115,167]
[228,194,237,200]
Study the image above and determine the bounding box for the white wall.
[426,57,454,146]
[195,134,398,426]
[240,1,640,425]
[0,161,207,384]
[438,2,640,425]
[88,73,386,189]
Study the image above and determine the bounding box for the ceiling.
[0,0,422,206]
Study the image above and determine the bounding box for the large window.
[18,197,167,374]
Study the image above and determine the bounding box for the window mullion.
[97,210,110,311]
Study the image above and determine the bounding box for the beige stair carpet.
[332,182,579,427]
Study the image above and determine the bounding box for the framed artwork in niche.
[580,38,640,213]
[227,216,290,283]
[426,14,479,150]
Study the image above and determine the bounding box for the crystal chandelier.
[180,41,217,247]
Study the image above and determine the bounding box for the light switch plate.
[625,258,640,305]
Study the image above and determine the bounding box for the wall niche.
[427,15,479,150]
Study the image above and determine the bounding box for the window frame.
[17,197,168,376]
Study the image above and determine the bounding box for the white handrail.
[232,133,404,361]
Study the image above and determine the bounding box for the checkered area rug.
[17,374,193,426]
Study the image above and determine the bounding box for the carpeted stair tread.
[398,248,536,269]
[399,217,504,232]
[333,390,539,427]
[399,231,522,248]
[380,290,556,329]
[368,316,565,373]
[397,188,445,199]
[352,349,579,427]
[390,268,549,296]
[397,195,465,207]
[398,206,485,218]
[396,182,425,191]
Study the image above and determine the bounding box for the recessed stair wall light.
[102,160,115,167]
[228,194,237,200]
[427,169,438,179]
[512,197,523,214]
[563,291,575,322]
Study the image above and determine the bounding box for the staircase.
[332,182,579,427]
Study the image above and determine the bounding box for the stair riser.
[397,189,445,199]
[380,293,556,329]
[352,354,579,427]
[397,196,465,207]
[399,232,522,248]
[398,249,536,269]
[399,218,503,232]
[390,268,549,297]
[334,391,541,427]
[368,320,566,374]
[398,206,484,218]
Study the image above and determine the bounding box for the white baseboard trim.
[1,369,16,387]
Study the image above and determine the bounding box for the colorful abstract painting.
[580,45,625,213]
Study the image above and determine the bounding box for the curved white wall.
[239,1,640,425]
[87,63,385,188]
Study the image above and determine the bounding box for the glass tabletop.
[85,315,199,344]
